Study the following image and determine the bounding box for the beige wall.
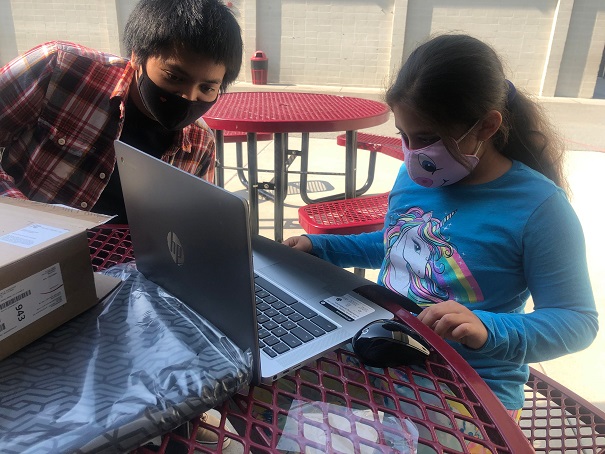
[114,0,139,57]
[403,1,558,95]
[253,0,395,88]
[0,0,122,58]
[1,0,603,98]
[555,1,605,97]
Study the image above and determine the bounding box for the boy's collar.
[111,62,136,101]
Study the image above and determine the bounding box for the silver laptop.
[114,140,392,384]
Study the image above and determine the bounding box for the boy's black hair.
[123,0,242,91]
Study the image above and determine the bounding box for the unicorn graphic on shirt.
[382,207,483,305]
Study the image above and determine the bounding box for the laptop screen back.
[114,140,260,381]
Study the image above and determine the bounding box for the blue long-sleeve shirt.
[308,160,598,409]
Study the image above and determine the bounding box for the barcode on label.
[0,290,31,310]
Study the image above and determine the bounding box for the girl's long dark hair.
[386,34,567,193]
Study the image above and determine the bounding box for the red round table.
[88,226,605,454]
[203,92,391,242]
[88,226,539,454]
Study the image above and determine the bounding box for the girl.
[284,34,598,416]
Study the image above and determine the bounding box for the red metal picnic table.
[203,92,391,243]
[89,226,605,454]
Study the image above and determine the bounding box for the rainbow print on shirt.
[381,207,484,306]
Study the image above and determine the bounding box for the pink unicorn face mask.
[403,121,483,188]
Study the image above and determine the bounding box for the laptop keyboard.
[254,275,338,357]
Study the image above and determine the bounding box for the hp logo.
[167,232,184,266]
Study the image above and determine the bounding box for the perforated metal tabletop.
[87,226,546,453]
[203,92,391,243]
[204,92,390,133]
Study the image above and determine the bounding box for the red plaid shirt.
[0,41,215,210]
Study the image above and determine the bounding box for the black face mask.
[136,70,218,131]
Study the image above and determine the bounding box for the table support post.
[345,130,358,198]
[215,130,225,188]
[274,133,287,243]
[298,132,310,199]
[247,132,259,235]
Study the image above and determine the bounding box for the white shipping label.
[0,223,69,249]
[321,294,375,321]
[0,264,67,341]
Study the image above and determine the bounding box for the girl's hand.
[417,300,488,350]
[282,235,313,253]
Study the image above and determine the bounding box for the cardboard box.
[0,197,121,361]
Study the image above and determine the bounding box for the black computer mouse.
[351,319,430,368]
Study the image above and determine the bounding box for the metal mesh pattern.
[222,130,273,143]
[87,227,605,454]
[132,337,528,452]
[87,224,134,271]
[522,369,605,453]
[204,92,390,133]
[131,303,534,453]
[336,132,404,161]
[298,192,389,234]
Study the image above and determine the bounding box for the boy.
[0,0,242,224]
[0,0,242,446]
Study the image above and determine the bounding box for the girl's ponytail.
[498,88,568,194]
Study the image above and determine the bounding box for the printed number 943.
[15,304,25,321]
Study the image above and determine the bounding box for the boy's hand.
[282,235,313,252]
[417,300,488,350]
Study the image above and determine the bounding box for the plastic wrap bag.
[276,400,418,453]
[0,262,253,453]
